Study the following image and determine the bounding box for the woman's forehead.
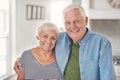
[39,29,58,35]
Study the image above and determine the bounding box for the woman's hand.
[13,58,25,80]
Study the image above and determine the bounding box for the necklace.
[37,47,55,59]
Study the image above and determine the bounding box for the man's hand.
[13,58,25,80]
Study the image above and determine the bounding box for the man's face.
[64,9,88,43]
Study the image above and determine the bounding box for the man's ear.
[85,16,88,25]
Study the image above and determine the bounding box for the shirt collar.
[66,28,92,46]
[79,28,92,46]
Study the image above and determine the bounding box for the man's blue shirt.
[55,28,116,80]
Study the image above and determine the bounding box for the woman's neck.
[32,47,55,65]
[37,47,53,58]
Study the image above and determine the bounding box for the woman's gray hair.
[37,22,59,37]
[63,4,86,19]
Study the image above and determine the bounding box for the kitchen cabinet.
[113,56,120,80]
[81,0,120,19]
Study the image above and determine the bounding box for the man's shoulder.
[90,31,110,43]
[58,32,68,39]
[58,32,67,36]
[56,32,70,46]
[82,29,110,44]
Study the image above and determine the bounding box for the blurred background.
[0,0,120,80]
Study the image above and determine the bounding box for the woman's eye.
[43,35,48,38]
[51,37,56,40]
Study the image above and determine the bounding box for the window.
[0,0,10,78]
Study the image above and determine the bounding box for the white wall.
[16,0,51,56]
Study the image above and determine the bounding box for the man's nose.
[71,22,76,29]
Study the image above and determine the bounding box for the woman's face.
[37,28,58,51]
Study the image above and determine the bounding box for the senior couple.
[14,4,116,80]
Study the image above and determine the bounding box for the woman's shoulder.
[20,49,33,62]
[21,49,32,57]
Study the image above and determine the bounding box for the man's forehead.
[64,16,83,21]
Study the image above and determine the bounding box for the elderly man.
[14,4,116,80]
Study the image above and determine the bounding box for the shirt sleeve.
[20,51,27,70]
[99,40,116,80]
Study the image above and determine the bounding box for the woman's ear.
[36,35,39,40]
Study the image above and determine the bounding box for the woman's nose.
[46,38,51,43]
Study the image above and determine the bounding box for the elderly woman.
[17,22,63,80]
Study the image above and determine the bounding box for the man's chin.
[70,35,78,39]
[72,37,79,40]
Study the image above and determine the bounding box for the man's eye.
[65,22,71,25]
[74,20,80,23]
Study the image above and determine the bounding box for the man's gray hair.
[63,4,86,18]
[37,22,59,37]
